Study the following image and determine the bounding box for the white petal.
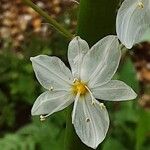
[73,94,109,149]
[31,91,74,116]
[68,36,89,78]
[116,0,150,49]
[92,80,137,101]
[30,55,73,91]
[81,35,120,87]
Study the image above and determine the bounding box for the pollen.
[137,1,144,9]
[72,80,87,95]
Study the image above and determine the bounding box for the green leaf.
[102,137,126,150]
[136,110,150,150]
[114,101,138,124]
[119,56,139,93]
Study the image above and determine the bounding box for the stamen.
[84,85,106,110]
[49,86,54,91]
[40,112,52,121]
[85,85,96,105]
[40,115,46,121]
[72,92,80,124]
[72,79,87,95]
[137,1,144,9]
[91,101,96,105]
[99,103,106,109]
[73,78,78,83]
[86,118,90,122]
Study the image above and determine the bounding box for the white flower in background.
[30,35,137,149]
[116,0,150,49]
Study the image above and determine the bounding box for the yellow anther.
[72,80,87,95]
[137,2,144,9]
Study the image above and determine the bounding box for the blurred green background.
[0,0,150,150]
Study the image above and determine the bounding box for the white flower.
[30,35,137,149]
[116,0,150,49]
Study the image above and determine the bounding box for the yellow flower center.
[72,80,87,95]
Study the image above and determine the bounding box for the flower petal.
[68,36,89,78]
[116,0,150,49]
[31,55,73,91]
[92,80,137,101]
[31,91,74,116]
[80,35,120,87]
[73,94,109,149]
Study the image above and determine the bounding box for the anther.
[137,2,144,9]
[49,86,54,91]
[40,115,46,121]
[73,78,78,83]
[91,99,96,105]
[91,101,95,105]
[86,118,90,122]
[99,103,105,109]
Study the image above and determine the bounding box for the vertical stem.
[65,0,119,150]
[77,0,120,46]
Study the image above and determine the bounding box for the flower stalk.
[77,0,120,46]
[22,0,74,40]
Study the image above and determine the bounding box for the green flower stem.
[65,0,119,150]
[22,0,74,40]
[77,0,120,46]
